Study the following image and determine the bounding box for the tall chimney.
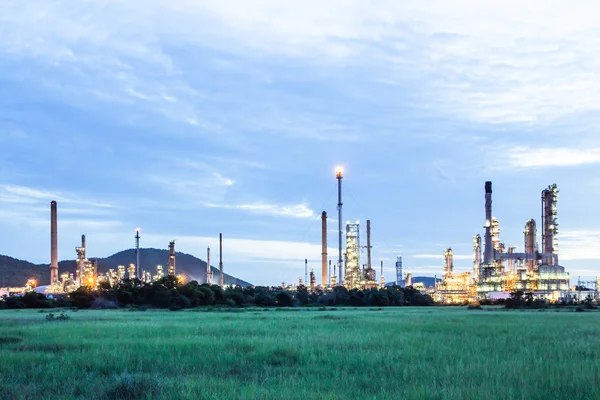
[483,181,494,264]
[336,166,343,285]
[321,211,328,287]
[50,201,59,284]
[219,233,224,287]
[206,247,212,285]
[81,234,86,260]
[135,229,141,279]
[366,220,372,272]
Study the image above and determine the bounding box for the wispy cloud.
[559,230,600,261]
[205,202,315,219]
[0,184,114,208]
[497,147,600,169]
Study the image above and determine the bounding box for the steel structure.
[542,184,559,261]
[396,256,403,287]
[344,222,361,290]
[443,248,454,278]
[168,241,176,276]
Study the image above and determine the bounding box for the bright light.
[335,165,343,177]
[136,228,140,232]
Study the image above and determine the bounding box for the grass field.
[1,307,599,400]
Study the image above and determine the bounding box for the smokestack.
[321,211,327,287]
[336,166,343,285]
[305,259,308,286]
[207,247,212,285]
[50,201,58,284]
[483,181,494,264]
[81,234,86,260]
[366,220,372,272]
[219,233,224,287]
[135,229,141,279]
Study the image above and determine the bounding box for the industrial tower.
[336,166,344,285]
[344,222,361,289]
[168,241,176,276]
[321,211,328,286]
[49,201,59,284]
[206,247,213,285]
[135,228,141,279]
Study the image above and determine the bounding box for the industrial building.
[436,181,570,303]
[37,201,224,294]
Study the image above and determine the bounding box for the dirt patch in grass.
[0,336,24,345]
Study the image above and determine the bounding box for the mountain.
[0,255,50,287]
[0,248,252,288]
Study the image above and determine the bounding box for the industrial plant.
[2,167,597,305]
[435,181,571,303]
[12,200,231,295]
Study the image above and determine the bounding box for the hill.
[0,249,252,287]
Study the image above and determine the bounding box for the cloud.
[4,1,600,128]
[205,202,315,219]
[0,184,114,208]
[559,230,600,261]
[498,147,600,169]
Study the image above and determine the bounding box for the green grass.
[0,307,599,399]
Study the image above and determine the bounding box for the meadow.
[0,307,599,400]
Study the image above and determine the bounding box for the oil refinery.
[1,169,597,304]
[435,181,570,303]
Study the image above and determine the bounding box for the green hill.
[0,249,251,287]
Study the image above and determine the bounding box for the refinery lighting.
[335,165,343,178]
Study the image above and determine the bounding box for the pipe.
[50,201,58,284]
[483,181,494,264]
[321,211,327,287]
[219,233,223,287]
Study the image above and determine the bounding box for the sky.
[1,1,600,286]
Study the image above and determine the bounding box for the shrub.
[91,298,119,310]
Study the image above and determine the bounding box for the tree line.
[0,276,433,310]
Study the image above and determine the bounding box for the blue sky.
[1,1,600,285]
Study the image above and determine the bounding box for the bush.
[91,298,119,309]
